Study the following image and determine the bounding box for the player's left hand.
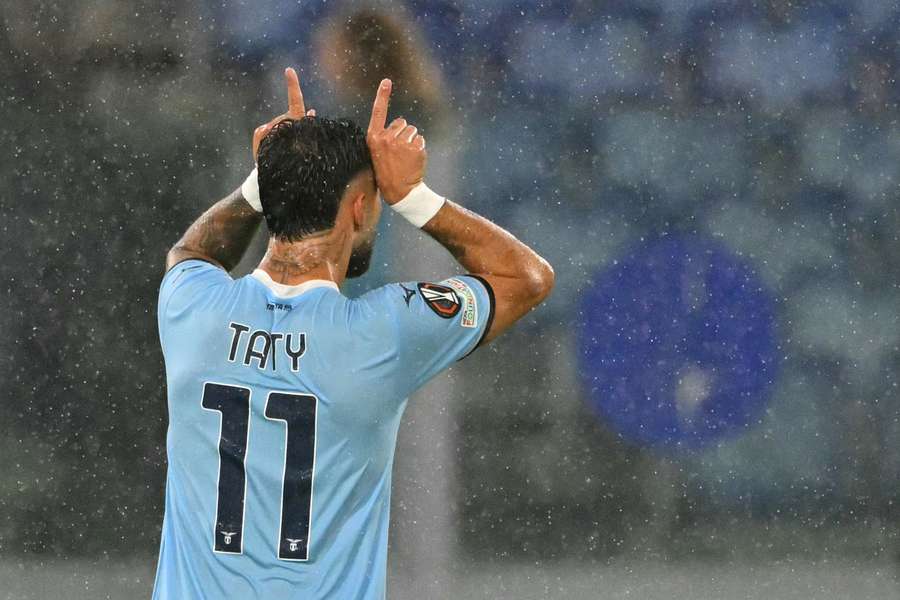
[252,67,316,162]
[366,79,428,204]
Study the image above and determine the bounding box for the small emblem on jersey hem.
[417,283,461,319]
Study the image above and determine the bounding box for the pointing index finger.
[285,67,305,117]
[368,79,392,133]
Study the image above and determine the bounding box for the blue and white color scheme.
[153,260,493,599]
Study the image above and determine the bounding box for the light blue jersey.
[153,259,493,599]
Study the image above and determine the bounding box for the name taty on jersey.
[227,322,306,372]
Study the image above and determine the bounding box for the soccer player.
[152,67,554,599]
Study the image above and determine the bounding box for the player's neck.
[258,230,349,288]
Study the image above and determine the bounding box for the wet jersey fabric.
[152,260,493,600]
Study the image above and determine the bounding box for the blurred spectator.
[314,4,446,133]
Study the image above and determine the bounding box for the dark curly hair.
[257,116,372,240]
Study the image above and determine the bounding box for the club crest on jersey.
[417,282,461,319]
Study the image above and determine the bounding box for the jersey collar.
[250,269,340,298]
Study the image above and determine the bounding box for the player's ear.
[351,192,368,232]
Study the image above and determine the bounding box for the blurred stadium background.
[2,0,900,598]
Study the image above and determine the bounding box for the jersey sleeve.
[158,259,233,337]
[356,275,495,396]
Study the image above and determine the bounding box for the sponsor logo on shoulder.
[445,278,478,328]
[418,282,461,319]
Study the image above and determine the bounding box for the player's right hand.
[252,67,316,162]
[366,79,428,205]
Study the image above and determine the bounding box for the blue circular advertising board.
[578,235,779,450]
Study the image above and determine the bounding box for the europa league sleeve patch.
[444,278,479,328]
[417,282,462,319]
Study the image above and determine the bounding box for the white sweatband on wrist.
[241,167,263,213]
[390,182,446,228]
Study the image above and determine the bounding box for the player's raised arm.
[366,79,554,346]
[165,67,315,272]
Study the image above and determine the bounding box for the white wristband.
[390,182,446,228]
[241,167,263,213]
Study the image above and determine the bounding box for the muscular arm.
[365,78,554,346]
[165,188,263,272]
[421,201,554,344]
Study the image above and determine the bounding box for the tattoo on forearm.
[171,188,263,271]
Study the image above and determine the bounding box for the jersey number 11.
[201,382,317,561]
